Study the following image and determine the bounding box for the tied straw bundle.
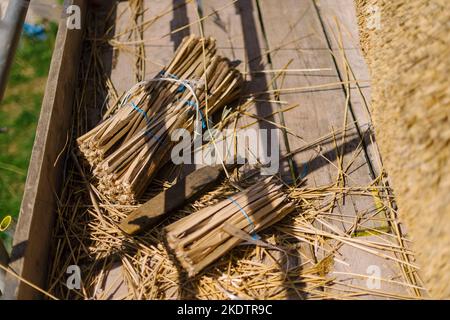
[165,178,295,276]
[77,35,243,203]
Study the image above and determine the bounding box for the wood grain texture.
[4,0,87,299]
[256,0,410,298]
[257,0,378,229]
[314,0,380,177]
[120,165,223,235]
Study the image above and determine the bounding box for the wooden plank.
[120,165,223,235]
[256,0,410,298]
[200,0,317,298]
[111,0,200,94]
[4,0,88,300]
[201,0,282,181]
[312,0,418,298]
[142,0,201,79]
[330,235,415,299]
[257,0,376,228]
[313,0,381,177]
[202,0,270,89]
[109,2,137,94]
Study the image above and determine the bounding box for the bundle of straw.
[165,178,295,276]
[77,35,243,203]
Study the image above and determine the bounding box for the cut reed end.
[164,179,295,277]
[75,35,244,205]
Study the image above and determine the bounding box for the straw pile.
[49,164,425,299]
[166,178,295,276]
[77,35,243,203]
[356,0,450,298]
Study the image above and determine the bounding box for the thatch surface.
[356,0,450,299]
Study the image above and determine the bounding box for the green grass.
[0,23,58,244]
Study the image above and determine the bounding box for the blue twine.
[144,127,163,144]
[131,102,151,126]
[159,70,178,79]
[227,197,260,240]
[159,70,186,93]
[299,161,309,179]
[130,102,162,144]
[185,100,206,129]
[157,71,207,127]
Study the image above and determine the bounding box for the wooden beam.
[4,0,87,300]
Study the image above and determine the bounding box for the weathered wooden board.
[314,0,380,178]
[256,0,410,298]
[4,0,88,300]
[200,0,277,169]
[257,0,377,230]
[312,0,417,298]
[109,2,137,94]
[120,165,223,234]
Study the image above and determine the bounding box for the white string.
[115,75,230,177]
[120,78,204,138]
